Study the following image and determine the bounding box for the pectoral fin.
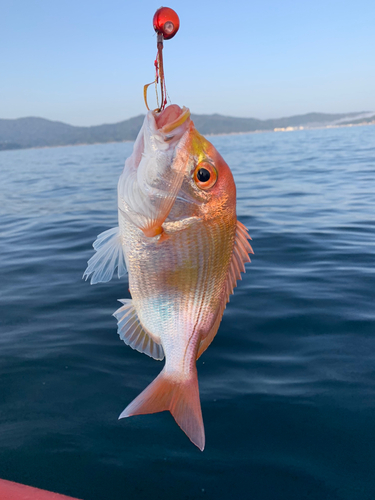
[83,227,127,284]
[197,220,253,359]
[113,299,164,361]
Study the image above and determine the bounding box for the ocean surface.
[0,124,375,500]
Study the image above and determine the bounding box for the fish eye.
[197,168,210,182]
[193,162,218,190]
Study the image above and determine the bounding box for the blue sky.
[1,0,374,125]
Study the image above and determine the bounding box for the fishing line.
[143,7,180,113]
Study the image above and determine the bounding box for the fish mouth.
[153,104,191,135]
[118,104,194,237]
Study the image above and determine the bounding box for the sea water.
[0,125,374,500]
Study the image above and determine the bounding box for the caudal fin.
[119,369,205,451]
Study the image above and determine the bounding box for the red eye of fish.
[193,162,218,190]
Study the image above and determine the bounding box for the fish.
[84,104,253,450]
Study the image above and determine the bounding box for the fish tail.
[119,368,205,451]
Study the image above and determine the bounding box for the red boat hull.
[0,478,81,499]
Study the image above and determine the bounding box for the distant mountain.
[192,111,372,135]
[0,115,145,151]
[0,111,372,151]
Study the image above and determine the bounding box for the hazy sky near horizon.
[1,0,375,126]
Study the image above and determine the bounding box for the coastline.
[1,120,374,153]
[206,120,375,137]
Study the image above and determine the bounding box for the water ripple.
[0,125,375,499]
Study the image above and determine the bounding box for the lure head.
[153,7,180,40]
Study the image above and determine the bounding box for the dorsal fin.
[113,299,164,361]
[197,220,253,359]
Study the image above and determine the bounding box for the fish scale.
[122,214,235,352]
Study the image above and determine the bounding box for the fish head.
[118,104,236,235]
[168,122,237,224]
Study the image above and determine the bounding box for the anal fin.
[113,299,164,361]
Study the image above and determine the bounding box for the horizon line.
[0,110,373,128]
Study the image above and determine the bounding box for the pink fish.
[84,104,253,450]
